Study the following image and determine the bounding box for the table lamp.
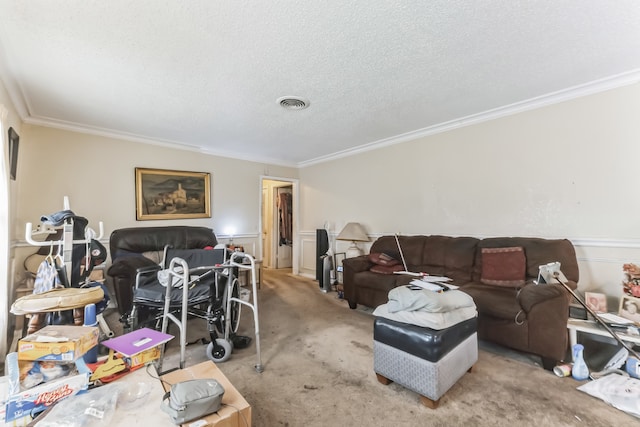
[337,222,369,258]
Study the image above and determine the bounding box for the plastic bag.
[157,266,185,288]
[577,373,640,418]
[34,382,122,427]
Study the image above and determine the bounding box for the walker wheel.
[206,339,232,363]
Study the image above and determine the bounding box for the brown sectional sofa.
[342,235,579,369]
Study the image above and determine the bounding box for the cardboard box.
[17,325,99,362]
[0,375,10,424]
[125,346,161,369]
[4,353,91,424]
[15,360,79,390]
[98,327,171,372]
[161,361,252,427]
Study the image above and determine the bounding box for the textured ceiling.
[1,1,639,167]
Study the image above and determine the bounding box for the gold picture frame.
[135,168,211,220]
[585,292,607,313]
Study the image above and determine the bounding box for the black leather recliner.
[106,226,218,316]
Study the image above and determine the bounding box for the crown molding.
[22,115,298,168]
[297,69,640,168]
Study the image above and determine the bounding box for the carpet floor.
[105,268,636,427]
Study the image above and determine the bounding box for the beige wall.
[1,72,23,358]
[1,75,22,248]
[12,125,298,289]
[299,82,640,309]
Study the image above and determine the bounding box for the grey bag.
[161,378,225,424]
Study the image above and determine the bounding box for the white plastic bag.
[35,383,122,427]
[577,373,640,418]
[157,267,184,288]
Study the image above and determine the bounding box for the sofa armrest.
[519,281,576,362]
[107,256,159,315]
[342,255,372,274]
[518,281,576,313]
[342,255,374,307]
[136,264,163,275]
[107,256,158,278]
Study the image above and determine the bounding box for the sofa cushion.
[370,236,425,267]
[461,283,523,320]
[370,264,405,274]
[369,252,400,266]
[481,246,526,287]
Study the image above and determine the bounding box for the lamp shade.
[336,222,369,242]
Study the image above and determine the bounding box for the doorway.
[261,177,298,274]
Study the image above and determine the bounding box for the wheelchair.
[122,245,256,369]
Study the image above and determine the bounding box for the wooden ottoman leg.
[420,395,440,409]
[376,373,393,385]
[468,364,474,373]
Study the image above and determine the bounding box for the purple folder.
[101,327,174,357]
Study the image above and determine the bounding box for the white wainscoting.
[300,236,318,279]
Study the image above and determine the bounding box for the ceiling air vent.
[277,96,310,110]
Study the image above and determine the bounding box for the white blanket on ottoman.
[387,286,475,313]
[373,286,477,330]
[373,303,477,330]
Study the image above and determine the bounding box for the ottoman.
[373,316,478,409]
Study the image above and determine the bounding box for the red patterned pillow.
[481,247,526,287]
[369,252,400,266]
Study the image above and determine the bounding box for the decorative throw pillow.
[370,264,405,275]
[481,246,526,287]
[369,252,400,266]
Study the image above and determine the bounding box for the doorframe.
[259,175,299,275]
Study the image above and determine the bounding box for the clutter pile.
[2,325,99,424]
[552,262,640,419]
[0,324,172,425]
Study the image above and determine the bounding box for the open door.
[274,185,292,268]
[261,178,296,271]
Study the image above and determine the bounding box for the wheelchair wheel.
[229,278,242,334]
[206,338,233,363]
